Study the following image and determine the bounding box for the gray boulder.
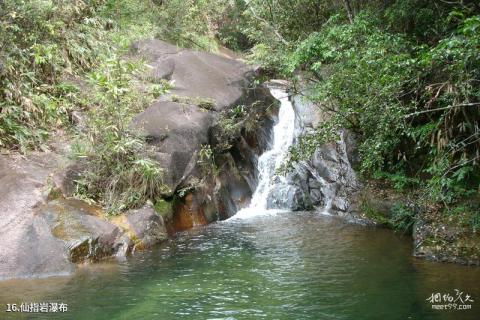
[39,199,124,263]
[132,101,213,193]
[131,39,253,110]
[0,153,130,280]
[0,154,75,280]
[125,205,168,250]
[130,39,275,197]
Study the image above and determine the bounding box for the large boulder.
[0,153,74,280]
[0,153,130,280]
[130,39,277,198]
[124,205,168,250]
[132,40,275,216]
[39,199,125,263]
[132,101,213,193]
[131,39,254,111]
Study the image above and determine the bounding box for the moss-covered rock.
[110,204,168,252]
[41,198,125,264]
[154,199,174,222]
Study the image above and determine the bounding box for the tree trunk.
[342,0,354,23]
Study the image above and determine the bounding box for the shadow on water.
[1,211,480,320]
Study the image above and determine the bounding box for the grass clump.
[0,0,110,151]
[72,56,170,215]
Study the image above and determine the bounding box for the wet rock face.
[130,39,268,196]
[0,154,131,280]
[40,199,123,264]
[125,205,168,250]
[170,193,209,232]
[307,131,359,215]
[0,154,74,280]
[273,91,360,215]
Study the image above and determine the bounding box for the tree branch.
[405,102,480,118]
[247,3,289,45]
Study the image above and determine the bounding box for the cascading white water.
[230,88,295,219]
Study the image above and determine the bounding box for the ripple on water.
[1,212,480,320]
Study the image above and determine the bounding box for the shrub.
[0,0,110,150]
[73,57,170,214]
[284,10,480,205]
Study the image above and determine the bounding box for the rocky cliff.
[263,84,361,219]
[0,40,277,280]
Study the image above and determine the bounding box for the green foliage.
[360,199,416,232]
[154,199,174,221]
[0,0,170,213]
[215,0,252,51]
[281,7,479,206]
[0,0,110,150]
[360,203,390,226]
[100,0,161,50]
[73,57,170,214]
[289,13,418,174]
[170,95,216,110]
[176,185,196,199]
[243,0,339,74]
[444,201,480,233]
[214,105,249,151]
[389,203,416,233]
[154,0,227,51]
[237,0,479,231]
[373,171,420,191]
[197,144,218,177]
[0,0,162,151]
[2,0,478,224]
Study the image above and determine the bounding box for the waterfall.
[230,88,295,219]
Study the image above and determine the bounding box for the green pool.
[1,211,479,319]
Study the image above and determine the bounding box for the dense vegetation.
[0,0,169,213]
[194,0,480,227]
[282,2,480,207]
[1,0,479,222]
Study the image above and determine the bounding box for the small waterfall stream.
[231,88,295,219]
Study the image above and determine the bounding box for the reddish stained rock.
[171,193,208,232]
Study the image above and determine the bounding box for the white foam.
[229,88,295,220]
